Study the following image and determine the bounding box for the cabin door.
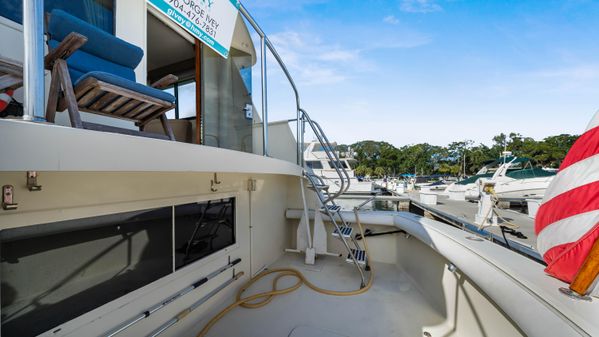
[146,10,201,143]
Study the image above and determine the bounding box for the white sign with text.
[147,0,240,58]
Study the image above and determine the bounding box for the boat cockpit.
[0,2,598,337]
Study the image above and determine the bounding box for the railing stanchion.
[260,36,268,156]
[22,0,45,121]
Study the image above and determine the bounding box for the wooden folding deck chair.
[44,9,177,140]
[0,56,23,92]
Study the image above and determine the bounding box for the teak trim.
[0,56,24,91]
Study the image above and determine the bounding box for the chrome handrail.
[301,109,351,201]
[239,4,350,199]
[311,118,351,194]
[238,4,302,163]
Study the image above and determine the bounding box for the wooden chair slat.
[114,100,143,116]
[0,56,23,92]
[102,96,130,113]
[77,87,104,107]
[123,102,152,118]
[0,56,23,77]
[0,74,22,91]
[74,77,97,99]
[139,106,174,127]
[89,92,119,110]
[134,105,161,121]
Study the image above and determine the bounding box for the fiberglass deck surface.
[204,253,445,337]
[410,193,537,250]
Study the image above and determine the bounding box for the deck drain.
[465,236,484,242]
[423,332,432,337]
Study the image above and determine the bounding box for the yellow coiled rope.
[196,209,373,337]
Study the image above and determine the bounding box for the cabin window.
[313,144,336,152]
[306,161,323,169]
[174,198,236,270]
[161,81,197,120]
[0,197,236,336]
[329,161,349,169]
[0,0,115,34]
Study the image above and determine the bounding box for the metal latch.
[243,104,253,120]
[211,173,221,192]
[2,185,18,210]
[27,171,42,191]
[248,179,256,191]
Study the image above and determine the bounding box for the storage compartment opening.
[175,198,236,270]
[0,197,236,337]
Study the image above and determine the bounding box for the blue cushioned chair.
[44,9,177,140]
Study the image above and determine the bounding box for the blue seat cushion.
[75,72,176,104]
[49,9,143,69]
[48,40,136,83]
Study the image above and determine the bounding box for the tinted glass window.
[313,144,335,152]
[0,207,172,337]
[306,161,323,169]
[329,161,349,169]
[174,198,235,270]
[1,0,114,34]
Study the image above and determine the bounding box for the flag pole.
[569,237,599,296]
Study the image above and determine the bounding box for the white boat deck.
[201,253,445,337]
[410,193,537,250]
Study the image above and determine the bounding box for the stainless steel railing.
[239,4,351,196]
[239,4,302,163]
[22,0,45,121]
[301,109,351,200]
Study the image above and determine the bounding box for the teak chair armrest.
[44,32,88,70]
[151,74,178,89]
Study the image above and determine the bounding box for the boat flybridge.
[304,141,374,194]
[0,1,598,337]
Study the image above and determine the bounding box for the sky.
[241,0,599,147]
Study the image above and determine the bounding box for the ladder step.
[320,205,341,212]
[332,226,353,238]
[308,183,329,190]
[346,249,367,265]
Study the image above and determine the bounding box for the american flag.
[535,112,599,284]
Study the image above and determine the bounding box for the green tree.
[347,132,578,177]
[354,165,368,177]
[374,167,386,177]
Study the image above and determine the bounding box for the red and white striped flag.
[535,112,599,283]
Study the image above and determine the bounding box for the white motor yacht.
[304,141,374,194]
[446,156,555,201]
[489,157,556,200]
[0,2,597,337]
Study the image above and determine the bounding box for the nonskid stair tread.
[332,226,353,238]
[346,249,367,265]
[320,204,341,212]
[308,183,330,190]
